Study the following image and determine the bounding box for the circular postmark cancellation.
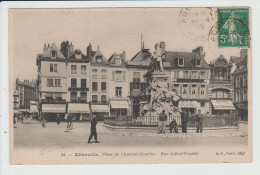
[179,7,218,41]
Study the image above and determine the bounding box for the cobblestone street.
[13,118,248,148]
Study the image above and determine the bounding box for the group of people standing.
[157,109,204,134]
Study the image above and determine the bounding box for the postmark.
[179,7,218,41]
[217,8,250,47]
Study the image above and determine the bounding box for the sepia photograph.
[8,7,252,164]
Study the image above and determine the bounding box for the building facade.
[209,55,235,115]
[15,78,36,110]
[36,43,67,120]
[231,49,248,121]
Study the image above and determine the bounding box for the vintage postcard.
[9,7,252,164]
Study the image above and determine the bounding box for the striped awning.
[110,100,129,109]
[91,105,109,112]
[211,100,236,110]
[68,103,90,113]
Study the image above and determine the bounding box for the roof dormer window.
[196,58,202,67]
[116,58,121,65]
[51,50,57,59]
[178,57,184,66]
[96,56,102,63]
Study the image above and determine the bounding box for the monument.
[140,42,181,118]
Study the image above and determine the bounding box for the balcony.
[211,79,232,84]
[41,98,66,104]
[68,87,89,91]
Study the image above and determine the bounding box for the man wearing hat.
[158,110,168,134]
[195,110,204,133]
[88,115,100,143]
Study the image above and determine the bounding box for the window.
[178,58,184,66]
[81,65,87,74]
[174,70,179,78]
[236,91,240,102]
[196,59,201,67]
[191,84,197,95]
[115,71,122,81]
[71,65,77,74]
[47,79,53,87]
[70,92,77,102]
[101,69,107,79]
[92,69,98,79]
[116,87,122,97]
[71,78,77,88]
[183,84,188,96]
[51,50,56,58]
[80,92,87,101]
[92,82,98,91]
[81,79,86,88]
[240,77,243,88]
[96,56,102,63]
[243,76,247,87]
[46,93,53,99]
[54,93,62,100]
[200,71,205,79]
[101,95,106,102]
[201,102,205,107]
[240,91,243,102]
[121,109,127,116]
[54,79,61,87]
[101,82,106,91]
[92,95,98,102]
[50,64,57,72]
[200,85,205,97]
[192,71,197,79]
[173,84,179,94]
[116,58,121,65]
[243,90,247,101]
[183,71,189,78]
[236,77,240,88]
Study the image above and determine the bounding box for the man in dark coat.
[169,119,178,133]
[195,110,204,133]
[88,115,100,143]
[158,110,167,134]
[181,109,189,133]
[56,114,60,125]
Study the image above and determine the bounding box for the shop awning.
[91,105,109,112]
[42,104,66,113]
[110,100,129,109]
[211,100,236,110]
[178,100,197,108]
[68,103,90,113]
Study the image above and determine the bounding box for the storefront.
[110,100,129,117]
[41,103,66,121]
[211,100,236,115]
[91,104,109,121]
[67,103,90,120]
[178,100,197,114]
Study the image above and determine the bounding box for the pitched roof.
[130,49,152,61]
[164,51,209,69]
[108,52,127,66]
[42,43,65,59]
[68,49,88,60]
[91,49,109,64]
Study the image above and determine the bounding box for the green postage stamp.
[217,8,250,47]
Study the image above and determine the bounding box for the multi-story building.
[127,46,151,118]
[108,51,130,117]
[165,46,211,114]
[36,43,67,120]
[87,44,110,119]
[231,49,248,121]
[66,45,91,120]
[13,89,19,114]
[15,78,36,110]
[209,55,235,115]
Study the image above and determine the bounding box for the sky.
[9,8,242,82]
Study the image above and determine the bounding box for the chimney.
[120,51,126,60]
[192,46,204,56]
[87,43,92,59]
[240,49,247,58]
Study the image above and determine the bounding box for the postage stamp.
[217,8,250,47]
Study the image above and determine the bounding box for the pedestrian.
[69,114,73,129]
[195,110,203,133]
[169,118,178,133]
[66,113,71,130]
[56,114,60,125]
[41,113,46,128]
[88,115,100,143]
[13,114,16,124]
[181,109,189,133]
[158,110,167,134]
